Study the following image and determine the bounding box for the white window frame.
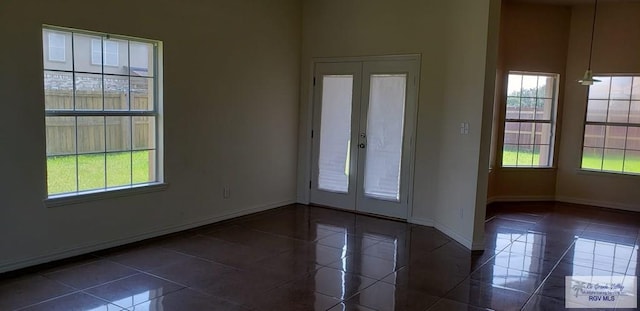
[43,26,164,205]
[501,71,559,168]
[48,32,66,62]
[91,38,119,67]
[581,75,640,175]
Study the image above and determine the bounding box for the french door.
[310,57,419,219]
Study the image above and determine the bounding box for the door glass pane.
[364,74,406,202]
[318,75,353,193]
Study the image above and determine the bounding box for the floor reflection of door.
[310,57,419,220]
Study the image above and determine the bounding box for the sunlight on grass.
[502,149,640,174]
[581,153,640,174]
[47,151,152,195]
[502,149,541,167]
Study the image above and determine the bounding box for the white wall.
[298,0,499,249]
[0,0,301,272]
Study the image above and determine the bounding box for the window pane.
[507,74,522,96]
[632,77,640,100]
[608,101,630,123]
[522,75,538,94]
[506,97,520,119]
[104,76,129,110]
[502,144,519,166]
[589,77,611,99]
[583,125,605,148]
[610,76,633,100]
[517,145,534,166]
[582,147,603,170]
[106,116,131,152]
[78,153,105,191]
[537,76,554,98]
[104,39,128,75]
[627,127,640,151]
[535,99,553,120]
[586,100,608,122]
[130,42,154,77]
[47,155,77,195]
[533,145,551,167]
[504,122,520,144]
[602,149,624,172]
[604,126,627,149]
[44,71,73,110]
[132,116,156,150]
[43,29,71,71]
[623,150,640,174]
[107,152,132,188]
[534,123,552,145]
[74,33,103,73]
[46,116,76,156]
[131,77,154,110]
[77,116,105,154]
[133,150,156,184]
[629,102,640,124]
[75,73,103,110]
[518,123,534,144]
[519,101,535,120]
[363,74,406,202]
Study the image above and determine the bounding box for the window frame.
[580,74,640,176]
[500,71,560,169]
[42,25,164,204]
[48,32,66,62]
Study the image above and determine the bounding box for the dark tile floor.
[1,202,639,310]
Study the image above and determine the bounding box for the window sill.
[576,169,639,179]
[44,182,169,208]
[499,166,557,171]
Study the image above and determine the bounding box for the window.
[43,26,161,198]
[502,72,558,167]
[48,32,66,62]
[581,75,640,175]
[91,39,119,66]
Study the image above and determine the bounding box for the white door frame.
[305,54,421,220]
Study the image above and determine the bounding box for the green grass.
[47,151,154,195]
[502,149,640,174]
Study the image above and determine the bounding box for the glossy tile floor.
[1,202,639,310]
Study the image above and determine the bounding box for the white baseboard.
[471,241,485,251]
[555,196,640,213]
[0,200,295,274]
[487,195,555,204]
[434,221,473,250]
[409,217,434,227]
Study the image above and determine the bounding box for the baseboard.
[487,195,555,204]
[0,199,295,274]
[434,221,473,250]
[555,196,640,213]
[409,217,434,227]
[471,241,485,251]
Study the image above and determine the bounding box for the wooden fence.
[45,92,153,156]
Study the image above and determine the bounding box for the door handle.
[359,143,366,149]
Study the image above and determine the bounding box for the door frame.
[304,54,421,220]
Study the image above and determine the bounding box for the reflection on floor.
[0,202,638,310]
